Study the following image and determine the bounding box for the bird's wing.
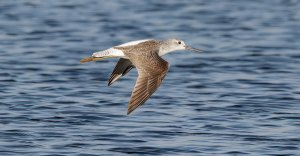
[108,58,134,86]
[127,53,169,115]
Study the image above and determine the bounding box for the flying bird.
[80,39,202,115]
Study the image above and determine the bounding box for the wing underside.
[108,58,134,86]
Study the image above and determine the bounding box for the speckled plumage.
[80,39,202,115]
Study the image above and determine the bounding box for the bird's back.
[115,40,161,56]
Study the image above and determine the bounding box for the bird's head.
[160,39,203,55]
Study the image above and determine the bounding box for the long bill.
[185,45,203,53]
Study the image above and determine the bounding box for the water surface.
[0,0,300,155]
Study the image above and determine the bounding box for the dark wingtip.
[107,81,113,86]
[107,76,116,86]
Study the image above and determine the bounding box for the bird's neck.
[158,46,174,56]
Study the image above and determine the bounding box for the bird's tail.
[80,56,114,64]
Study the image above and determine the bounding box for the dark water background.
[1,0,300,155]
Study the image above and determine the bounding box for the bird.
[80,39,203,115]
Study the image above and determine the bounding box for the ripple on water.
[0,0,300,156]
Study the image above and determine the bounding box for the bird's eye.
[178,41,181,44]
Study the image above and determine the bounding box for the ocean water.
[0,0,300,155]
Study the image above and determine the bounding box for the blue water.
[1,0,300,155]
